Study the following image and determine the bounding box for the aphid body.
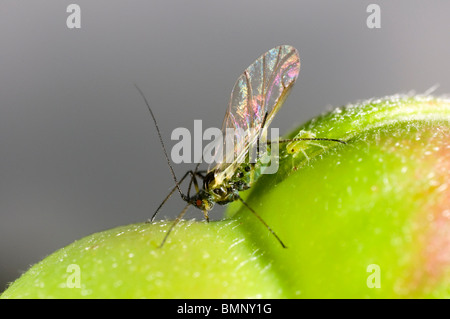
[189,45,300,215]
[136,45,345,247]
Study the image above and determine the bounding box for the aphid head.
[203,171,217,191]
[286,130,316,154]
[191,190,215,211]
[203,171,234,203]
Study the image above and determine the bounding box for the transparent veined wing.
[209,45,300,184]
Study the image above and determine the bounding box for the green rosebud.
[2,95,449,298]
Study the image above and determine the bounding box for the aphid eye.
[244,166,251,172]
[213,188,225,196]
[196,199,202,207]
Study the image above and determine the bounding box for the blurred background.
[1,1,449,291]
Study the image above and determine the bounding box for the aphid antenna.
[133,84,210,245]
[275,137,347,145]
[133,83,183,197]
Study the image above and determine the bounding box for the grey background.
[1,1,449,292]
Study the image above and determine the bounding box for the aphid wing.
[210,45,300,183]
[260,46,301,129]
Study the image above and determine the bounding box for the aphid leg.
[186,172,207,197]
[186,172,200,198]
[186,163,201,197]
[158,203,191,248]
[150,169,204,223]
[186,163,207,196]
[307,142,327,150]
[237,195,286,248]
[202,210,210,223]
[300,149,309,162]
[195,171,206,179]
[148,170,195,223]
